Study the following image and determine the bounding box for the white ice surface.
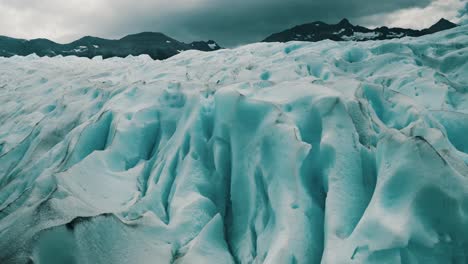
[0,26,468,264]
[208,43,217,50]
[342,31,381,41]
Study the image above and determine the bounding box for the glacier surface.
[1,25,468,264]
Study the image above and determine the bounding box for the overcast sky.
[0,0,466,47]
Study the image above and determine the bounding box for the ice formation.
[0,25,467,264]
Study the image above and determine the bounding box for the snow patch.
[387,32,405,38]
[208,43,217,50]
[334,28,346,35]
[342,31,381,41]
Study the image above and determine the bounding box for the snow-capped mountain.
[0,32,222,60]
[189,40,222,51]
[0,19,458,61]
[0,23,467,263]
[263,18,457,42]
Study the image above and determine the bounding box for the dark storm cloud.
[0,0,459,47]
[102,0,434,46]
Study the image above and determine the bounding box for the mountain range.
[0,18,457,60]
[0,32,221,60]
[263,18,457,42]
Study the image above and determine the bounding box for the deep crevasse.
[0,25,467,264]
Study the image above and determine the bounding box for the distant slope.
[0,32,222,60]
[263,18,457,42]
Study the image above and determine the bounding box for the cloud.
[361,0,466,29]
[458,2,468,24]
[0,0,448,46]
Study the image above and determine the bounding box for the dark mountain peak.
[337,18,353,27]
[120,32,175,42]
[189,40,222,51]
[436,18,456,26]
[427,18,457,32]
[28,38,56,44]
[126,32,166,37]
[263,17,458,43]
[69,36,110,47]
[76,36,105,42]
[312,21,326,26]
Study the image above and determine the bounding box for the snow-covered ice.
[333,28,346,35]
[208,43,218,50]
[342,31,381,41]
[0,25,468,263]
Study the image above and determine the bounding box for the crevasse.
[0,25,467,264]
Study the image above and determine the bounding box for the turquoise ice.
[0,25,468,263]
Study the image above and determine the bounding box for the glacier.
[0,25,468,264]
